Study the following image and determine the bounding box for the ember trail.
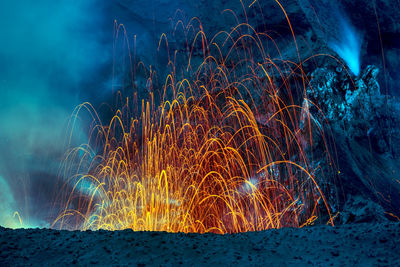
[53,5,335,234]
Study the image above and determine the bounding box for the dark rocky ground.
[1,222,400,266]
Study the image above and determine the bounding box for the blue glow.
[0,0,109,228]
[329,16,362,76]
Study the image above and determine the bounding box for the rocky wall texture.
[306,64,400,223]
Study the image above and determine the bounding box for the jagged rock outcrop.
[306,64,400,222]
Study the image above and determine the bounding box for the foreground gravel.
[1,222,399,266]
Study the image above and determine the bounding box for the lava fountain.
[53,3,335,234]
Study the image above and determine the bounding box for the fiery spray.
[53,3,334,234]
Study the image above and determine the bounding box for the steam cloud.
[0,0,110,227]
[299,0,363,76]
[328,13,362,76]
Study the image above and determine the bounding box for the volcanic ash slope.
[0,222,399,266]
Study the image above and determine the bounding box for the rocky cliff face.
[307,64,400,222]
[110,0,400,98]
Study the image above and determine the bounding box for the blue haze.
[0,0,111,228]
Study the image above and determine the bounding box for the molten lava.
[53,4,334,234]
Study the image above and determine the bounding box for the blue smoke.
[328,15,362,76]
[299,0,363,76]
[0,0,111,228]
